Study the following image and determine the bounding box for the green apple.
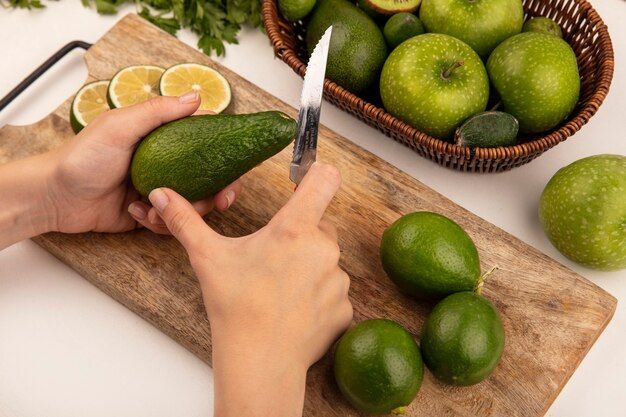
[539,155,626,271]
[380,33,489,139]
[419,0,524,57]
[487,32,580,133]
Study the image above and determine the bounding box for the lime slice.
[159,63,231,113]
[107,65,165,109]
[70,80,111,134]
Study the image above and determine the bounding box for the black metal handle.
[0,40,92,112]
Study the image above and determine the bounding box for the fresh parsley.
[5,0,262,56]
[2,0,45,9]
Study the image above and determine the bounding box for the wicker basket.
[262,0,614,172]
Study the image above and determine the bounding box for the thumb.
[94,92,201,149]
[148,187,221,251]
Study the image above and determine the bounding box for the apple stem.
[490,101,502,111]
[442,60,465,79]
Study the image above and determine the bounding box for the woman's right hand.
[148,162,353,417]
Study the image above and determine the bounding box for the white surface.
[0,1,624,416]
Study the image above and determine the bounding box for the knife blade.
[289,26,333,185]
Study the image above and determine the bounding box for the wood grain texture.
[0,14,616,417]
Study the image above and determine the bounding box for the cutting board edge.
[540,295,616,416]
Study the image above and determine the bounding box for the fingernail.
[149,188,169,212]
[127,202,147,220]
[179,91,199,104]
[224,190,235,209]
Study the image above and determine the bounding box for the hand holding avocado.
[9,71,355,416]
[18,92,241,241]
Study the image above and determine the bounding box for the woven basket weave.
[262,0,614,172]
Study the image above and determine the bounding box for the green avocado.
[307,0,388,94]
[421,292,505,386]
[334,319,424,414]
[380,211,482,299]
[131,112,296,201]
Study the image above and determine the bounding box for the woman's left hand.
[47,92,241,234]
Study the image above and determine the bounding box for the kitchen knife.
[289,26,333,185]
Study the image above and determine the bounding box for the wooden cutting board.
[0,14,616,417]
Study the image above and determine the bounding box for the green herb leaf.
[94,0,118,14]
[139,7,180,35]
[198,33,226,56]
[4,0,45,9]
[8,0,264,56]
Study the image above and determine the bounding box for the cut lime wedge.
[70,80,110,134]
[107,65,164,108]
[159,63,231,113]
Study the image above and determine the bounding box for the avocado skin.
[306,0,388,94]
[131,111,296,201]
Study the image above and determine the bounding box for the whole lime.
[279,0,316,21]
[523,16,562,38]
[380,34,489,139]
[334,319,424,414]
[419,0,524,57]
[539,155,626,271]
[487,32,580,133]
[421,292,505,386]
[383,13,425,49]
[380,211,481,298]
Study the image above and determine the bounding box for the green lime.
[380,211,481,299]
[279,0,316,21]
[334,319,423,414]
[523,16,563,38]
[421,292,505,386]
[383,13,425,49]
